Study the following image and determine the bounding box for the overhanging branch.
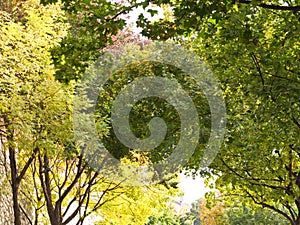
[292,115,300,129]
[245,190,294,224]
[239,0,300,12]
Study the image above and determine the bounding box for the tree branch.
[283,201,297,222]
[58,154,85,203]
[239,0,300,12]
[250,52,264,87]
[245,190,295,224]
[292,115,300,129]
[17,147,38,183]
[38,157,54,224]
[19,203,33,225]
[62,171,98,225]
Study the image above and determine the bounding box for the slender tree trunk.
[39,154,63,225]
[8,142,21,225]
[4,115,22,225]
[296,213,300,225]
[295,198,300,225]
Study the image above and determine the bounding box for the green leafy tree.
[134,1,300,224]
[197,195,289,225]
[40,0,150,83]
[221,201,290,225]
[94,46,211,173]
[193,4,300,224]
[146,212,181,225]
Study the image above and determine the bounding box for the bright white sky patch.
[179,173,209,204]
[120,4,164,33]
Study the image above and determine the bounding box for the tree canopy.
[1,0,300,224]
[136,0,300,224]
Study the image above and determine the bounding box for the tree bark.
[8,141,21,225]
[39,154,63,225]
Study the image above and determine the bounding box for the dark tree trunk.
[48,202,62,225]
[295,209,300,225]
[9,143,21,225]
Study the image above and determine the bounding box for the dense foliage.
[0,1,178,224]
[137,0,300,224]
[1,0,300,224]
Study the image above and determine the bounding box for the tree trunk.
[9,143,21,225]
[40,154,63,225]
[296,215,300,225]
[47,202,62,225]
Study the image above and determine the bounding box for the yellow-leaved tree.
[0,0,70,224]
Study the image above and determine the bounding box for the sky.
[120,3,165,33]
[179,173,209,204]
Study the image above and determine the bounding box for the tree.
[197,197,224,225]
[1,2,187,224]
[88,43,214,179]
[40,0,151,83]
[98,182,179,225]
[193,195,289,225]
[32,152,129,225]
[2,1,198,224]
[221,199,290,225]
[137,0,300,40]
[134,1,300,224]
[193,4,300,224]
[0,1,69,224]
[146,212,181,225]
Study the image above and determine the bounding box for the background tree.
[94,48,211,170]
[98,182,179,225]
[193,194,289,224]
[197,197,224,225]
[221,198,290,225]
[40,0,150,83]
[146,211,181,225]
